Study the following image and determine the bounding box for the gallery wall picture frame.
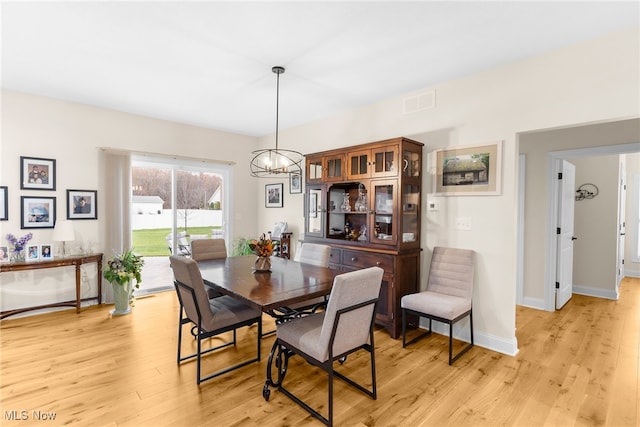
[0,246,8,263]
[67,189,98,220]
[0,186,7,220]
[289,173,302,194]
[21,196,56,229]
[40,243,53,260]
[20,156,56,191]
[265,183,284,208]
[434,141,502,196]
[27,244,40,261]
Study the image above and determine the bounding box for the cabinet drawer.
[342,250,394,274]
[328,247,342,264]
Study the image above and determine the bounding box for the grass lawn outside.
[132,227,221,256]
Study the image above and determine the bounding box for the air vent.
[403,89,436,114]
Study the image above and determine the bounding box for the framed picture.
[27,244,40,261]
[20,156,56,191]
[40,243,53,260]
[434,141,502,196]
[67,189,98,220]
[289,173,302,194]
[0,246,8,263]
[0,186,7,220]
[265,183,283,208]
[21,196,56,229]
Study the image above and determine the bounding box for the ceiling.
[2,1,638,137]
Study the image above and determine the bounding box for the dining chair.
[169,255,262,384]
[401,246,476,365]
[191,238,228,299]
[288,242,332,312]
[268,266,383,426]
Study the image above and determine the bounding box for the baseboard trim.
[415,319,519,357]
[520,297,545,310]
[572,285,618,300]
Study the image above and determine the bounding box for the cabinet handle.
[376,261,381,266]
[351,257,357,262]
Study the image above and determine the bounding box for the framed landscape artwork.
[434,141,502,196]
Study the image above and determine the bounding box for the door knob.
[571,236,578,241]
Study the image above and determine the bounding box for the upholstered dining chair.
[190,238,227,298]
[401,246,476,365]
[268,266,383,426]
[288,242,332,312]
[169,255,262,384]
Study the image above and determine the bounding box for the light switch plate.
[427,200,439,211]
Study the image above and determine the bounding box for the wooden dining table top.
[197,256,341,312]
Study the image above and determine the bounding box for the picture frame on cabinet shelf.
[0,246,8,263]
[21,196,56,229]
[265,183,283,208]
[67,189,98,220]
[434,141,502,196]
[20,156,56,191]
[40,244,53,260]
[289,173,302,194]
[27,244,40,261]
[0,186,7,220]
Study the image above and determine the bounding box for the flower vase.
[253,256,271,273]
[111,281,133,316]
[11,250,25,262]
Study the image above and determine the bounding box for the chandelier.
[250,66,304,177]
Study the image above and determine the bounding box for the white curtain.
[102,150,132,303]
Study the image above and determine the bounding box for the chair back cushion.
[294,243,331,267]
[191,238,227,261]
[169,255,214,325]
[320,266,383,360]
[426,247,475,300]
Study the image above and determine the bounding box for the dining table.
[197,255,341,398]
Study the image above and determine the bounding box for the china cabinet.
[304,137,423,338]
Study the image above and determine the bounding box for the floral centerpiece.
[104,248,144,315]
[6,233,33,262]
[248,233,278,272]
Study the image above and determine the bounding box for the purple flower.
[6,233,33,252]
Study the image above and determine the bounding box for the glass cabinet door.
[371,180,396,245]
[372,145,398,176]
[306,157,323,183]
[325,154,345,182]
[402,148,421,178]
[347,149,370,180]
[401,182,420,246]
[305,186,325,238]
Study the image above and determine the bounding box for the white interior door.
[617,161,626,290]
[556,160,576,309]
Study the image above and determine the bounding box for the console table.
[0,253,103,320]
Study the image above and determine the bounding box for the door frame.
[541,143,640,311]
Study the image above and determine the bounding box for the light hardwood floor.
[1,278,638,426]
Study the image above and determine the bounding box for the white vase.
[111,281,133,316]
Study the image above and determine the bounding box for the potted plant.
[104,248,144,315]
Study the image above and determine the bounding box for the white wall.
[625,153,640,277]
[255,27,640,356]
[1,27,638,355]
[0,91,259,313]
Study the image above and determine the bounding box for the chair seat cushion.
[401,291,471,321]
[277,312,327,361]
[203,295,261,332]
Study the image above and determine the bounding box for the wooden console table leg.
[75,262,81,313]
[97,257,102,304]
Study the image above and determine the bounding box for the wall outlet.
[456,217,472,230]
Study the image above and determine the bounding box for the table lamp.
[53,220,75,257]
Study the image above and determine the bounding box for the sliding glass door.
[131,155,230,293]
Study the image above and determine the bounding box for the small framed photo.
[40,244,53,260]
[20,156,56,191]
[434,141,502,196]
[0,246,9,263]
[27,244,40,261]
[265,183,283,208]
[289,173,302,194]
[67,189,98,220]
[0,186,7,220]
[21,196,56,229]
